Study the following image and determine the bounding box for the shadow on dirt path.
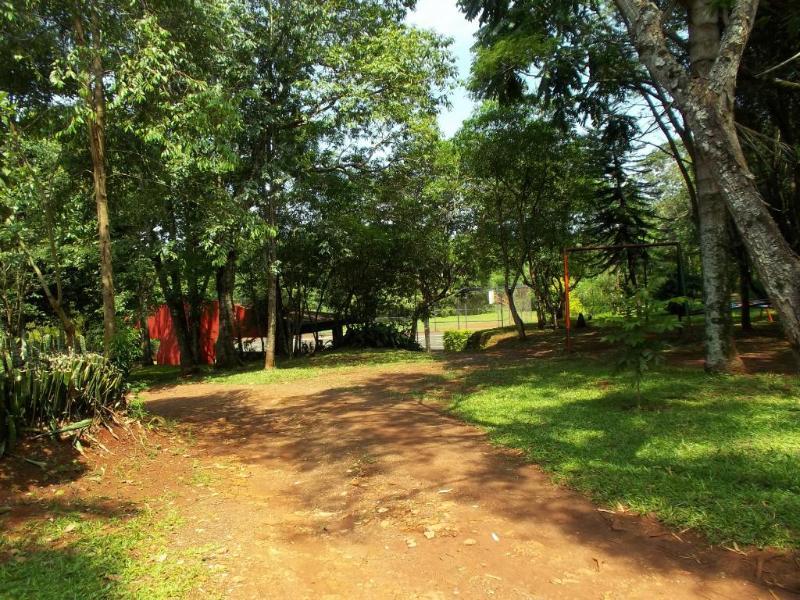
[142,356,799,600]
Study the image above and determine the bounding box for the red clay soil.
[2,342,798,599]
[488,322,798,374]
[140,359,798,599]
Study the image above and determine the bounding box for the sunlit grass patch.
[130,348,435,389]
[0,505,220,599]
[448,358,800,549]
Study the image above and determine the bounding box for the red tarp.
[147,302,263,366]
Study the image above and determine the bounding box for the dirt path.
[141,361,794,600]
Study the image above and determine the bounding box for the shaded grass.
[0,503,219,599]
[130,348,434,389]
[448,356,800,549]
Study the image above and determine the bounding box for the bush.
[443,330,471,352]
[0,332,126,456]
[109,323,142,374]
[340,323,421,350]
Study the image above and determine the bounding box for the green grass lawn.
[0,503,220,599]
[130,348,435,390]
[421,309,538,332]
[448,356,800,549]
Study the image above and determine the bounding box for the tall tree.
[459,0,800,369]
[457,103,591,336]
[586,116,657,287]
[231,0,453,368]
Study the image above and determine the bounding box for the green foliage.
[449,356,800,549]
[572,272,619,317]
[443,330,471,352]
[109,323,141,375]
[0,332,125,455]
[341,323,421,351]
[601,289,681,404]
[0,506,215,599]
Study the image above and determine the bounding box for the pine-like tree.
[585,117,656,288]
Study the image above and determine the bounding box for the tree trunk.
[687,1,739,372]
[215,249,240,368]
[614,0,800,365]
[424,315,432,352]
[735,241,753,331]
[77,13,116,354]
[739,259,752,331]
[18,239,76,348]
[264,238,278,369]
[140,317,153,366]
[410,305,421,346]
[185,266,207,365]
[696,161,739,371]
[504,274,526,340]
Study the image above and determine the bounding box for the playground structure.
[563,242,687,351]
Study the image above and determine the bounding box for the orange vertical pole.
[564,250,571,352]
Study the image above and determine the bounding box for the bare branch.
[755,50,800,78]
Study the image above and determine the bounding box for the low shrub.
[0,333,126,456]
[465,329,494,350]
[443,330,471,352]
[109,323,142,374]
[340,322,421,350]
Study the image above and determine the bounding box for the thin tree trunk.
[424,315,431,352]
[736,244,753,331]
[264,237,278,369]
[74,12,115,353]
[153,255,195,372]
[504,273,526,340]
[185,263,205,365]
[139,280,153,365]
[410,306,421,345]
[141,317,153,366]
[215,249,240,368]
[19,240,76,347]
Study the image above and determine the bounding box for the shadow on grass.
[0,499,141,600]
[450,359,800,548]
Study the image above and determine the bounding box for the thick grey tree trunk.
[615,0,800,366]
[688,1,740,372]
[695,155,739,371]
